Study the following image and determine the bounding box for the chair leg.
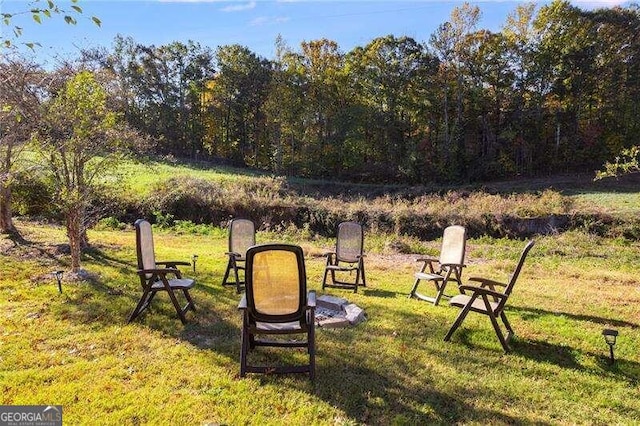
[321,267,329,291]
[434,268,455,306]
[240,317,249,378]
[129,288,153,323]
[166,287,188,324]
[444,297,474,342]
[433,279,448,306]
[307,310,316,381]
[489,312,510,352]
[500,311,514,341]
[232,261,244,294]
[408,277,421,298]
[309,325,316,381]
[359,261,366,287]
[483,297,509,352]
[221,258,233,286]
[183,289,196,311]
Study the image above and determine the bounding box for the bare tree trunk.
[0,183,18,235]
[66,206,83,272]
[1,135,19,236]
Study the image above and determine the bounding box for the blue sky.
[1,0,631,66]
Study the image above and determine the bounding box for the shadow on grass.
[513,306,639,329]
[54,260,242,365]
[512,338,583,370]
[594,353,640,386]
[361,288,402,298]
[84,246,136,270]
[310,335,531,424]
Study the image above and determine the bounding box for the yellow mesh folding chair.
[409,225,467,305]
[444,240,535,352]
[322,221,366,293]
[238,244,316,380]
[128,219,196,324]
[222,218,256,293]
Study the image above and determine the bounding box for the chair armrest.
[440,262,466,268]
[137,268,180,276]
[416,257,438,263]
[458,285,505,300]
[225,252,242,258]
[323,251,336,257]
[157,261,190,266]
[238,294,247,310]
[468,277,507,288]
[307,290,317,308]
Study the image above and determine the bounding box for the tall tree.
[347,35,438,181]
[1,0,100,237]
[106,38,215,157]
[32,71,122,271]
[206,44,271,167]
[0,59,45,236]
[429,2,481,179]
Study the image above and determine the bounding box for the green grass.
[114,158,265,195]
[1,220,639,425]
[111,158,640,233]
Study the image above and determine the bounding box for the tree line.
[5,1,640,185]
[74,0,640,183]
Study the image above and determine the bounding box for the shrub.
[94,216,127,230]
[11,173,59,218]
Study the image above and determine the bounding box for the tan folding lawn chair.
[322,221,367,293]
[128,219,196,324]
[238,244,316,380]
[409,225,467,305]
[444,240,535,352]
[222,218,256,293]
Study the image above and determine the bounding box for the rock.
[316,316,350,328]
[317,295,348,311]
[344,303,366,325]
[314,295,366,328]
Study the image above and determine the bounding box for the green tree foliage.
[104,36,215,157]
[206,44,271,167]
[0,59,44,236]
[1,0,101,238]
[32,71,120,271]
[1,0,100,50]
[347,35,438,181]
[6,2,638,185]
[595,146,640,180]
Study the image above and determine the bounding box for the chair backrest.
[229,219,256,258]
[135,219,156,279]
[439,225,467,265]
[502,240,535,299]
[335,221,364,263]
[245,244,307,323]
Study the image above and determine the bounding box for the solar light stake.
[192,254,198,273]
[54,270,64,293]
[602,329,618,365]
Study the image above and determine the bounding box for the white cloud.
[250,15,290,26]
[221,1,257,12]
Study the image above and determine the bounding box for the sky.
[1,0,632,67]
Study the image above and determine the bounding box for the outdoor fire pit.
[315,294,366,328]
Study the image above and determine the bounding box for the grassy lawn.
[1,220,639,425]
